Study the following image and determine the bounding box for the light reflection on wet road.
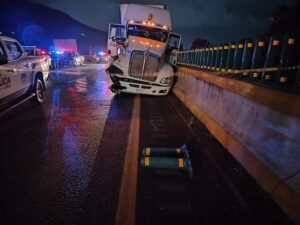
[0,64,116,224]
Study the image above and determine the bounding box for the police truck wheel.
[33,79,44,103]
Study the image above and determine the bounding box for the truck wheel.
[33,78,44,103]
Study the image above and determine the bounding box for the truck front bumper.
[109,74,172,96]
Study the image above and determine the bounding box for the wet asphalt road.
[0,64,294,225]
[0,64,129,225]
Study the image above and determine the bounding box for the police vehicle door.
[2,40,32,98]
[0,42,15,100]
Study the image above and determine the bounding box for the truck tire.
[33,78,44,103]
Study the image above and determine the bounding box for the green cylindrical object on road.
[141,157,186,169]
[142,147,183,157]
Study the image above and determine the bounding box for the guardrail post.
[193,49,198,68]
[184,51,188,66]
[202,47,209,69]
[232,40,245,77]
[189,50,194,67]
[215,45,223,72]
[251,39,267,81]
[197,48,203,69]
[206,47,213,70]
[220,44,229,74]
[210,46,218,71]
[198,48,204,68]
[186,50,189,66]
[276,34,298,88]
[226,42,236,75]
[177,52,182,65]
[262,35,282,84]
[241,39,254,79]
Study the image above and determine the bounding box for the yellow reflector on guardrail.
[265,75,271,80]
[280,76,288,83]
[272,40,280,46]
[288,39,295,45]
[144,157,150,166]
[178,158,184,168]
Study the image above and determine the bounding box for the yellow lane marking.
[115,95,140,225]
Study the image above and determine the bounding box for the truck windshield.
[127,24,168,43]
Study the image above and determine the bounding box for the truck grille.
[129,51,159,82]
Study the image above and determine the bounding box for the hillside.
[0,0,107,54]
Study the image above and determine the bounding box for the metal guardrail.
[177,34,300,93]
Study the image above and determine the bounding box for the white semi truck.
[106,4,181,96]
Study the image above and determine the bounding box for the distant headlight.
[160,77,172,85]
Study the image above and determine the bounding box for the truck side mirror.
[0,57,8,65]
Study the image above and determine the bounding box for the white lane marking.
[115,95,141,225]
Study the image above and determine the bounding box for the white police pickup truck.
[0,36,49,115]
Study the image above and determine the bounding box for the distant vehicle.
[78,54,85,65]
[106,4,181,96]
[51,39,84,68]
[60,51,83,67]
[83,54,100,63]
[97,51,109,63]
[22,46,51,69]
[0,36,49,114]
[50,51,83,68]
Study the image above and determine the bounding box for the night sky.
[29,0,296,48]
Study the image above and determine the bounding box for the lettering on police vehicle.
[0,74,11,89]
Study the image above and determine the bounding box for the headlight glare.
[160,77,172,84]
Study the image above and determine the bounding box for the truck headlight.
[160,77,172,85]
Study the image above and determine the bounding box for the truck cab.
[106,4,181,96]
